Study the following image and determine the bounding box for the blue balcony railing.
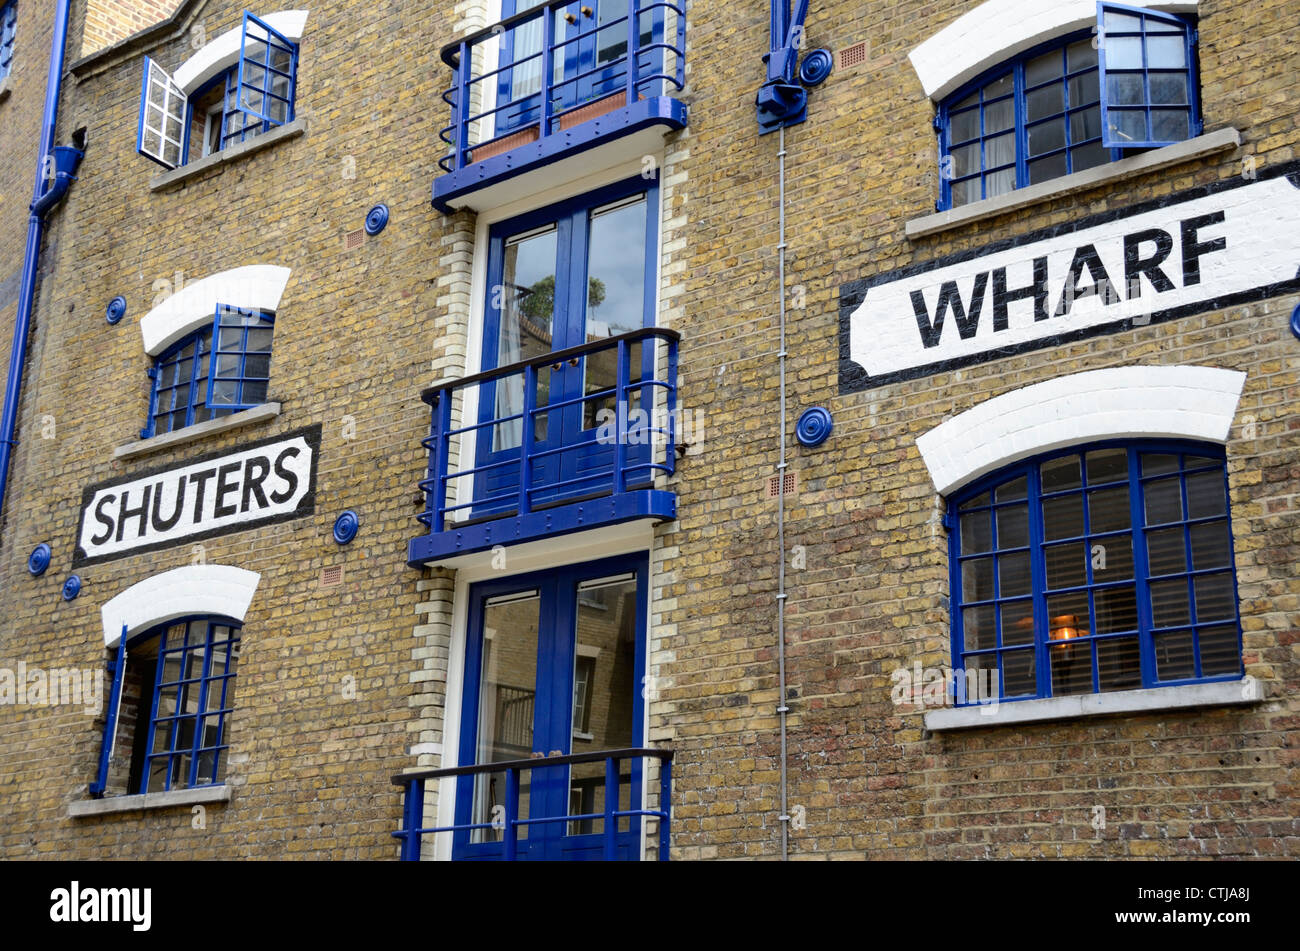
[392,747,674,861]
[433,0,687,211]
[407,327,680,566]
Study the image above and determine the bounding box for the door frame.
[450,551,650,860]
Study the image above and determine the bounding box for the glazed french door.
[452,554,648,860]
[493,0,665,136]
[472,177,658,517]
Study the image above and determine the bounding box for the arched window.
[949,441,1241,703]
[936,4,1200,210]
[0,2,16,82]
[145,305,274,436]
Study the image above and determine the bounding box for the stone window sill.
[150,117,307,193]
[906,128,1243,241]
[68,783,231,818]
[114,402,280,461]
[923,678,1262,732]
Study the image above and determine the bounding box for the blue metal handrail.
[437,0,686,173]
[392,747,674,861]
[416,327,680,535]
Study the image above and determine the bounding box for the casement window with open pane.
[145,305,274,437]
[91,618,242,797]
[137,11,298,170]
[936,2,1200,210]
[949,442,1243,704]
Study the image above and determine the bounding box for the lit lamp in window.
[1049,614,1086,655]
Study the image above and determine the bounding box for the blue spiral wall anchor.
[105,296,127,325]
[796,407,833,447]
[799,49,834,87]
[28,543,52,576]
[365,204,390,236]
[62,575,82,601]
[333,510,360,545]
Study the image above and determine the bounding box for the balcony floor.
[433,96,688,214]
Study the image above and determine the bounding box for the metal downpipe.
[0,0,76,529]
[776,124,790,861]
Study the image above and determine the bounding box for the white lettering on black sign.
[74,426,320,565]
[839,165,1300,391]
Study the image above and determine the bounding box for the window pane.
[984,168,1015,198]
[1094,585,1137,634]
[1097,636,1141,691]
[1027,83,1064,121]
[1042,456,1082,492]
[1045,542,1087,590]
[1143,479,1182,524]
[962,557,995,602]
[960,510,992,553]
[1146,526,1186,575]
[1154,630,1195,680]
[1068,137,1107,169]
[983,98,1014,134]
[1190,521,1232,570]
[1068,70,1101,107]
[1070,109,1104,145]
[995,477,1027,503]
[1106,36,1144,70]
[996,505,1029,548]
[242,380,269,404]
[951,178,981,207]
[1092,535,1134,580]
[1043,495,1084,540]
[1089,487,1130,534]
[1002,649,1037,697]
[1150,578,1191,627]
[1147,35,1186,68]
[985,72,1013,98]
[1068,39,1098,73]
[950,108,980,143]
[1050,639,1093,695]
[1000,600,1034,646]
[1103,10,1142,32]
[963,605,996,651]
[1193,573,1236,622]
[984,132,1015,168]
[1026,50,1063,86]
[1109,108,1148,144]
[1198,625,1241,676]
[245,354,271,378]
[1086,448,1128,484]
[951,142,980,178]
[1047,592,1090,640]
[1029,152,1067,184]
[246,328,273,352]
[1149,72,1188,105]
[998,551,1031,598]
[1150,109,1189,141]
[1142,454,1179,477]
[1185,470,1226,519]
[1028,118,1065,157]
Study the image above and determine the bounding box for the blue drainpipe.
[0,0,82,529]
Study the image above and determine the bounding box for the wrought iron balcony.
[392,747,673,861]
[433,0,687,212]
[407,327,680,567]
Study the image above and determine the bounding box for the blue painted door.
[452,555,648,861]
[472,177,658,518]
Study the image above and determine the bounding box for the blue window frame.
[0,2,16,82]
[948,442,1242,704]
[92,617,242,798]
[137,10,298,170]
[936,2,1199,210]
[139,617,241,794]
[144,305,274,437]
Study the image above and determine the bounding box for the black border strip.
[71,423,322,568]
[839,161,1300,394]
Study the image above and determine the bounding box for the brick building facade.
[0,0,1295,860]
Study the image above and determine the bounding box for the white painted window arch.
[101,565,261,648]
[915,365,1246,496]
[140,265,291,356]
[908,0,1198,101]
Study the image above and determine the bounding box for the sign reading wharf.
[839,163,1300,391]
[74,426,320,565]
